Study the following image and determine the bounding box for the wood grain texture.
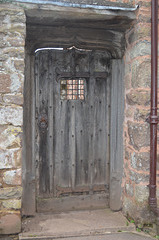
[35,49,110,211]
[22,53,36,216]
[26,6,136,56]
[37,193,109,213]
[110,59,124,211]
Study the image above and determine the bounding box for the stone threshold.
[19,209,135,240]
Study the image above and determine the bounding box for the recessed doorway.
[22,4,135,215]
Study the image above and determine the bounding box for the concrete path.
[50,233,155,240]
[19,209,155,240]
[19,232,155,240]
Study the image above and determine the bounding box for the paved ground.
[18,209,156,239]
[0,232,156,240]
[20,233,155,240]
[20,209,135,238]
[52,233,155,240]
[0,236,18,240]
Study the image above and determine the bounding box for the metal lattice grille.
[61,79,85,100]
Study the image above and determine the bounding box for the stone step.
[19,232,155,240]
[19,209,136,240]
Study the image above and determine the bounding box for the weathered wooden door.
[35,49,110,212]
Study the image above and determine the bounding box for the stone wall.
[122,0,155,224]
[0,4,26,234]
[0,0,157,235]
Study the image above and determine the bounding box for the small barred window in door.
[61,79,85,100]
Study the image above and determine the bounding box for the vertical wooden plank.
[93,77,107,185]
[52,50,60,196]
[82,89,90,186]
[53,50,72,194]
[70,101,76,190]
[105,75,111,187]
[75,97,89,187]
[35,52,40,197]
[70,50,76,190]
[110,59,124,211]
[37,51,51,196]
[22,52,36,215]
[88,51,95,193]
[74,50,90,187]
[48,52,54,195]
[61,101,71,187]
[90,51,110,189]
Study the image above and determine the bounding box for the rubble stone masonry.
[0,0,158,235]
[0,4,25,234]
[123,0,156,225]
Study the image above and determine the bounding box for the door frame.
[22,6,127,215]
[22,48,124,215]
